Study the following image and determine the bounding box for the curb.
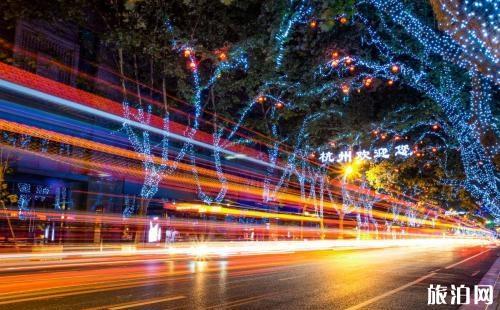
[460,252,500,310]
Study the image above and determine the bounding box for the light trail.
[0,39,286,149]
[0,239,493,262]
[0,121,470,231]
[1,142,478,233]
[0,118,286,190]
[0,62,485,236]
[0,78,280,168]
[0,62,470,226]
[173,203,321,223]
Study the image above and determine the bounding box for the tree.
[0,149,18,249]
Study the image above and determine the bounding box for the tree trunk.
[133,54,142,106]
[162,68,168,111]
[0,201,18,251]
[134,198,150,244]
[118,48,127,99]
[149,57,154,98]
[338,211,344,239]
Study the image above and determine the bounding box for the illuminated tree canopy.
[0,0,497,220]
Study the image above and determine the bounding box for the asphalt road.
[0,243,497,310]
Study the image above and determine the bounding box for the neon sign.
[319,144,413,164]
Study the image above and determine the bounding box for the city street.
[0,243,497,309]
[0,0,498,309]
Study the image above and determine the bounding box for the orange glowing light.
[310,20,317,28]
[218,53,227,61]
[341,84,349,94]
[332,51,339,59]
[275,102,284,109]
[339,17,348,24]
[257,96,266,103]
[183,49,192,58]
[387,79,394,86]
[391,64,400,74]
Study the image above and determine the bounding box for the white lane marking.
[107,296,186,310]
[279,275,304,281]
[445,249,490,269]
[345,272,436,310]
[204,291,283,309]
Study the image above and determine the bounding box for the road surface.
[0,243,497,309]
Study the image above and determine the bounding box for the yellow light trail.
[174,203,321,223]
[0,120,485,234]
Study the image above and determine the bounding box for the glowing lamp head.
[183,49,192,58]
[394,136,400,141]
[332,51,339,59]
[189,61,197,70]
[310,20,317,28]
[432,124,439,130]
[432,147,437,153]
[275,102,284,109]
[342,162,359,179]
[345,57,352,65]
[387,79,394,86]
[391,64,400,74]
[381,134,387,140]
[309,153,316,159]
[218,53,227,61]
[349,65,356,73]
[332,60,339,67]
[257,96,266,103]
[364,77,373,86]
[344,165,354,176]
[339,17,348,24]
